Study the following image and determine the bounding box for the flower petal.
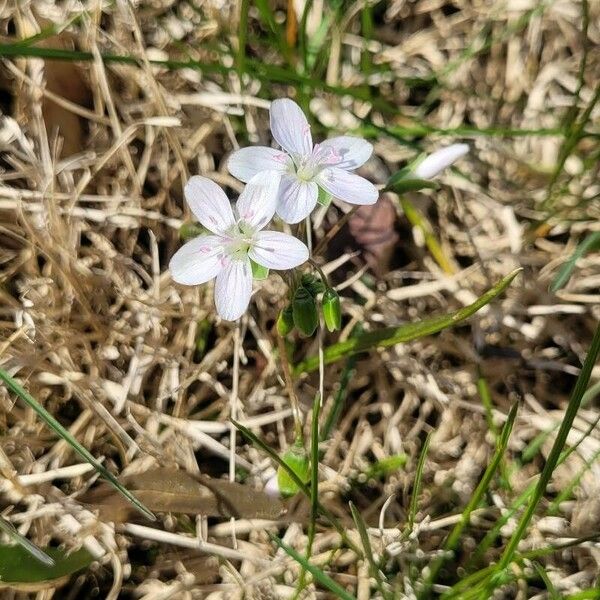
[270,98,312,157]
[250,231,309,270]
[414,144,469,179]
[214,258,253,321]
[316,136,373,170]
[184,175,235,234]
[169,235,224,285]
[228,146,292,183]
[316,168,378,205]
[276,175,319,224]
[236,171,282,230]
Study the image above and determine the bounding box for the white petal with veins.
[184,176,235,234]
[169,235,224,285]
[236,171,281,230]
[214,258,253,321]
[270,98,312,157]
[317,168,378,205]
[228,146,291,183]
[276,175,319,224]
[250,231,309,269]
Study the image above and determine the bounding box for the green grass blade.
[294,269,522,374]
[550,231,600,292]
[296,393,322,598]
[400,197,456,275]
[349,502,391,599]
[488,322,600,592]
[407,433,431,533]
[272,535,357,600]
[0,545,93,586]
[422,403,518,597]
[0,516,55,567]
[0,368,155,521]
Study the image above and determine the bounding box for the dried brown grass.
[0,0,599,598]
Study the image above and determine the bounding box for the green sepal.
[179,221,208,241]
[322,288,342,332]
[292,286,319,337]
[250,259,269,280]
[317,186,332,207]
[385,162,438,194]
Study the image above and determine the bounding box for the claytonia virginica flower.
[414,143,469,179]
[228,98,379,224]
[169,171,309,321]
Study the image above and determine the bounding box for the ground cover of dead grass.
[0,1,599,598]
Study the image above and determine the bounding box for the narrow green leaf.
[0,369,155,521]
[272,535,357,600]
[349,502,391,599]
[0,517,55,567]
[488,323,600,593]
[407,433,431,532]
[550,231,600,292]
[0,545,93,588]
[422,403,519,597]
[294,269,522,374]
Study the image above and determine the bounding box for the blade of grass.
[0,516,55,567]
[486,323,600,595]
[0,368,155,521]
[349,502,391,599]
[407,433,431,533]
[550,232,600,292]
[272,534,357,600]
[421,403,518,597]
[294,269,522,374]
[295,392,321,598]
[400,197,457,275]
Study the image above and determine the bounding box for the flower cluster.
[169,98,468,321]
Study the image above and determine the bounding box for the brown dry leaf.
[83,468,285,521]
[9,19,91,157]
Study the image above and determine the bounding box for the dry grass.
[0,0,599,598]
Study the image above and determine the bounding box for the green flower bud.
[292,286,318,336]
[276,305,294,336]
[301,273,326,297]
[277,444,310,498]
[385,165,438,194]
[322,288,341,332]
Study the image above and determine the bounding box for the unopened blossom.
[169,171,309,321]
[228,98,378,224]
[414,143,469,179]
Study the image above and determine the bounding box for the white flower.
[169,171,309,321]
[227,98,379,224]
[414,144,469,179]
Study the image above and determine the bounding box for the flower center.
[291,143,340,181]
[222,221,256,260]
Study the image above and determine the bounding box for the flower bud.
[322,288,341,332]
[276,305,294,336]
[292,286,318,336]
[277,444,310,498]
[413,144,469,179]
[301,273,326,297]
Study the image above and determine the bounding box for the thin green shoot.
[0,368,155,521]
